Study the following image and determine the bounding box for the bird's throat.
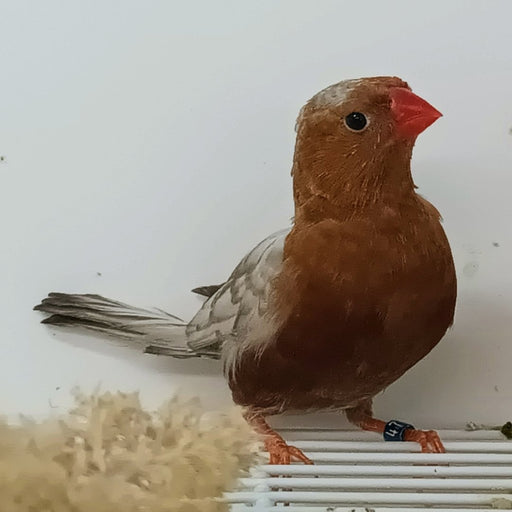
[292,142,416,223]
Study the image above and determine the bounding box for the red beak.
[390,87,442,138]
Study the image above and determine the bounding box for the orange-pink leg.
[346,400,446,454]
[245,411,314,465]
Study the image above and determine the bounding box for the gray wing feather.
[191,285,223,298]
[183,228,289,352]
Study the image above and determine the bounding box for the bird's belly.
[229,340,409,414]
[229,279,455,414]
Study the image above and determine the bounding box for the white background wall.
[1,0,511,430]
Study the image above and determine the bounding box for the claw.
[266,436,313,465]
[404,429,446,453]
[245,411,314,465]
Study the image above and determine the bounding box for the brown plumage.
[35,76,456,463]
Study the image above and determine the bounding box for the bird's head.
[292,76,442,219]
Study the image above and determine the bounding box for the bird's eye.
[344,112,368,132]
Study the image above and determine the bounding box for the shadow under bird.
[35,76,456,464]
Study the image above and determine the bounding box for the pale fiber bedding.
[0,390,260,512]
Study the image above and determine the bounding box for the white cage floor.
[225,429,512,511]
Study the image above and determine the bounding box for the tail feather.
[144,344,220,359]
[36,293,183,321]
[34,293,205,359]
[41,313,144,339]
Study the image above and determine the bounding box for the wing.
[191,284,223,298]
[182,228,289,353]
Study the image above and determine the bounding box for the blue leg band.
[384,420,415,441]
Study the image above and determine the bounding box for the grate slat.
[229,429,512,510]
[226,490,512,505]
[237,477,512,491]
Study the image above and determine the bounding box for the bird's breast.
[274,215,456,362]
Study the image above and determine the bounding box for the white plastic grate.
[224,428,512,511]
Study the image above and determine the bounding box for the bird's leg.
[345,400,446,454]
[244,411,313,465]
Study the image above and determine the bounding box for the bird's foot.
[346,402,446,454]
[244,411,314,465]
[403,428,446,453]
[265,435,313,465]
